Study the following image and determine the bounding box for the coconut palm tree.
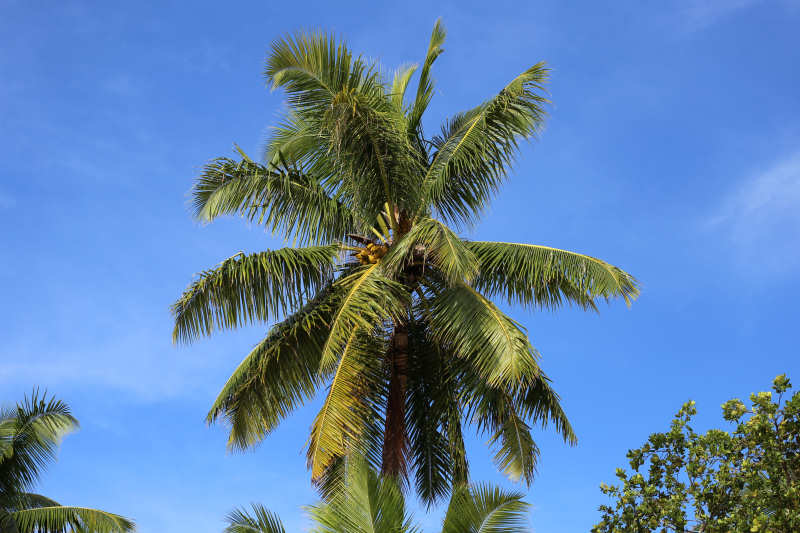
[172,20,638,504]
[224,459,531,533]
[0,391,135,533]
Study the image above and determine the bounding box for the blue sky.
[1,0,799,531]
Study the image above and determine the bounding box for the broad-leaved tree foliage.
[0,391,135,533]
[172,20,638,504]
[593,374,800,533]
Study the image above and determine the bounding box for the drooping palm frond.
[192,153,355,245]
[1,492,61,511]
[441,484,530,533]
[318,264,409,371]
[9,506,134,533]
[424,63,549,227]
[172,244,340,343]
[405,321,460,505]
[482,391,540,484]
[426,283,540,387]
[307,331,387,480]
[462,367,575,484]
[468,241,639,310]
[382,218,477,286]
[0,392,77,496]
[206,287,340,450]
[511,372,576,446]
[224,504,286,533]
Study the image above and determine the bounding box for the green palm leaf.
[224,504,286,533]
[408,19,446,136]
[468,241,639,309]
[206,288,339,450]
[308,457,414,533]
[172,244,340,343]
[426,283,540,387]
[307,331,386,479]
[9,506,134,533]
[441,484,530,533]
[390,64,419,112]
[424,64,549,227]
[192,152,354,245]
[318,264,408,372]
[0,392,77,496]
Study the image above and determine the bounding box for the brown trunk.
[381,324,409,479]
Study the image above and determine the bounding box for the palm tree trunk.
[381,323,409,479]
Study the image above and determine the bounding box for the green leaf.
[172,244,340,343]
[468,241,639,309]
[426,283,540,387]
[424,63,549,227]
[10,506,134,533]
[224,504,286,533]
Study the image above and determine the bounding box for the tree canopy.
[173,19,638,504]
[593,374,800,533]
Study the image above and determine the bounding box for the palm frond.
[512,372,576,446]
[266,32,421,227]
[463,370,574,484]
[424,63,549,227]
[206,288,339,451]
[382,217,477,286]
[308,456,414,533]
[390,64,419,112]
[426,283,540,387]
[408,19,446,135]
[10,506,134,533]
[224,504,285,533]
[172,244,339,343]
[468,241,639,309]
[318,264,409,372]
[307,331,386,480]
[405,321,457,506]
[192,152,355,245]
[441,484,530,533]
[0,392,77,496]
[4,492,61,509]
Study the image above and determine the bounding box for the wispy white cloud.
[679,0,761,31]
[709,151,800,272]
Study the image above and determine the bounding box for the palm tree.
[224,459,531,533]
[0,391,135,533]
[172,20,638,504]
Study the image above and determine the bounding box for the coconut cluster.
[354,242,389,265]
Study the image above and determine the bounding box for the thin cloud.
[709,151,800,272]
[680,0,761,31]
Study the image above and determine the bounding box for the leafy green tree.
[0,391,135,533]
[224,458,531,533]
[593,374,800,533]
[172,20,638,503]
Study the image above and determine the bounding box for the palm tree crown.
[224,459,531,533]
[172,20,638,504]
[0,391,135,533]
